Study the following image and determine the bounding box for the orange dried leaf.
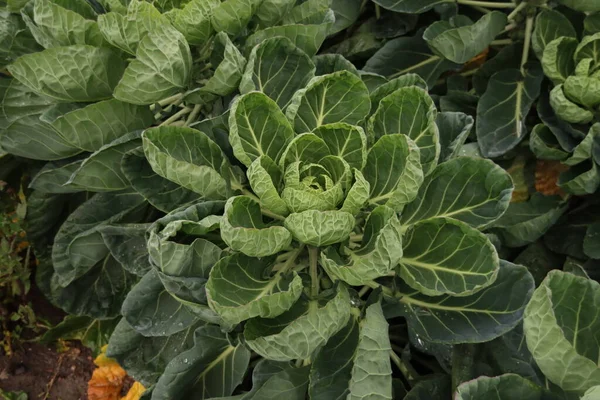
[464,47,489,71]
[535,160,568,196]
[121,382,146,400]
[88,346,127,400]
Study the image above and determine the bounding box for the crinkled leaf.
[563,75,600,108]
[524,270,600,394]
[8,44,126,102]
[550,84,594,124]
[245,285,351,361]
[167,0,218,45]
[286,71,370,134]
[142,126,228,199]
[113,23,192,105]
[211,0,259,37]
[98,0,165,55]
[322,206,402,285]
[542,37,577,84]
[284,210,355,246]
[220,196,292,257]
[529,124,570,161]
[455,374,546,400]
[369,74,428,111]
[206,252,303,325]
[558,161,600,195]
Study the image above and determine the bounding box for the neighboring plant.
[2,0,600,398]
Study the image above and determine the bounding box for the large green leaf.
[52,191,146,285]
[524,270,600,394]
[239,361,310,400]
[240,36,315,109]
[254,0,295,27]
[246,155,289,216]
[113,23,192,105]
[286,71,370,134]
[206,252,303,325]
[532,9,577,60]
[400,157,513,228]
[455,374,546,400]
[121,147,200,212]
[363,33,459,88]
[541,37,577,84]
[558,161,600,195]
[368,87,439,175]
[211,0,259,37]
[167,0,218,45]
[30,0,105,47]
[0,115,81,160]
[229,92,295,167]
[8,45,126,102]
[50,99,153,152]
[423,12,507,64]
[363,134,423,211]
[393,260,534,343]
[550,85,594,125]
[142,126,228,199]
[244,285,351,361]
[0,77,54,130]
[399,217,499,297]
[322,206,403,285]
[348,294,393,400]
[98,223,151,277]
[220,196,292,257]
[284,210,355,246]
[65,132,141,192]
[312,123,367,170]
[107,318,199,386]
[121,269,198,336]
[476,66,544,158]
[98,0,166,55]
[152,325,250,400]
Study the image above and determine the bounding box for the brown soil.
[0,341,94,400]
[0,280,96,400]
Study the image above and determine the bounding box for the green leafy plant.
[4,0,600,398]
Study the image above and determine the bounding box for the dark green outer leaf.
[404,375,450,400]
[423,11,507,64]
[107,318,199,386]
[152,325,251,400]
[394,261,534,344]
[436,111,473,161]
[363,32,459,88]
[121,269,198,337]
[455,374,545,400]
[40,315,119,356]
[476,65,544,158]
[532,9,576,60]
